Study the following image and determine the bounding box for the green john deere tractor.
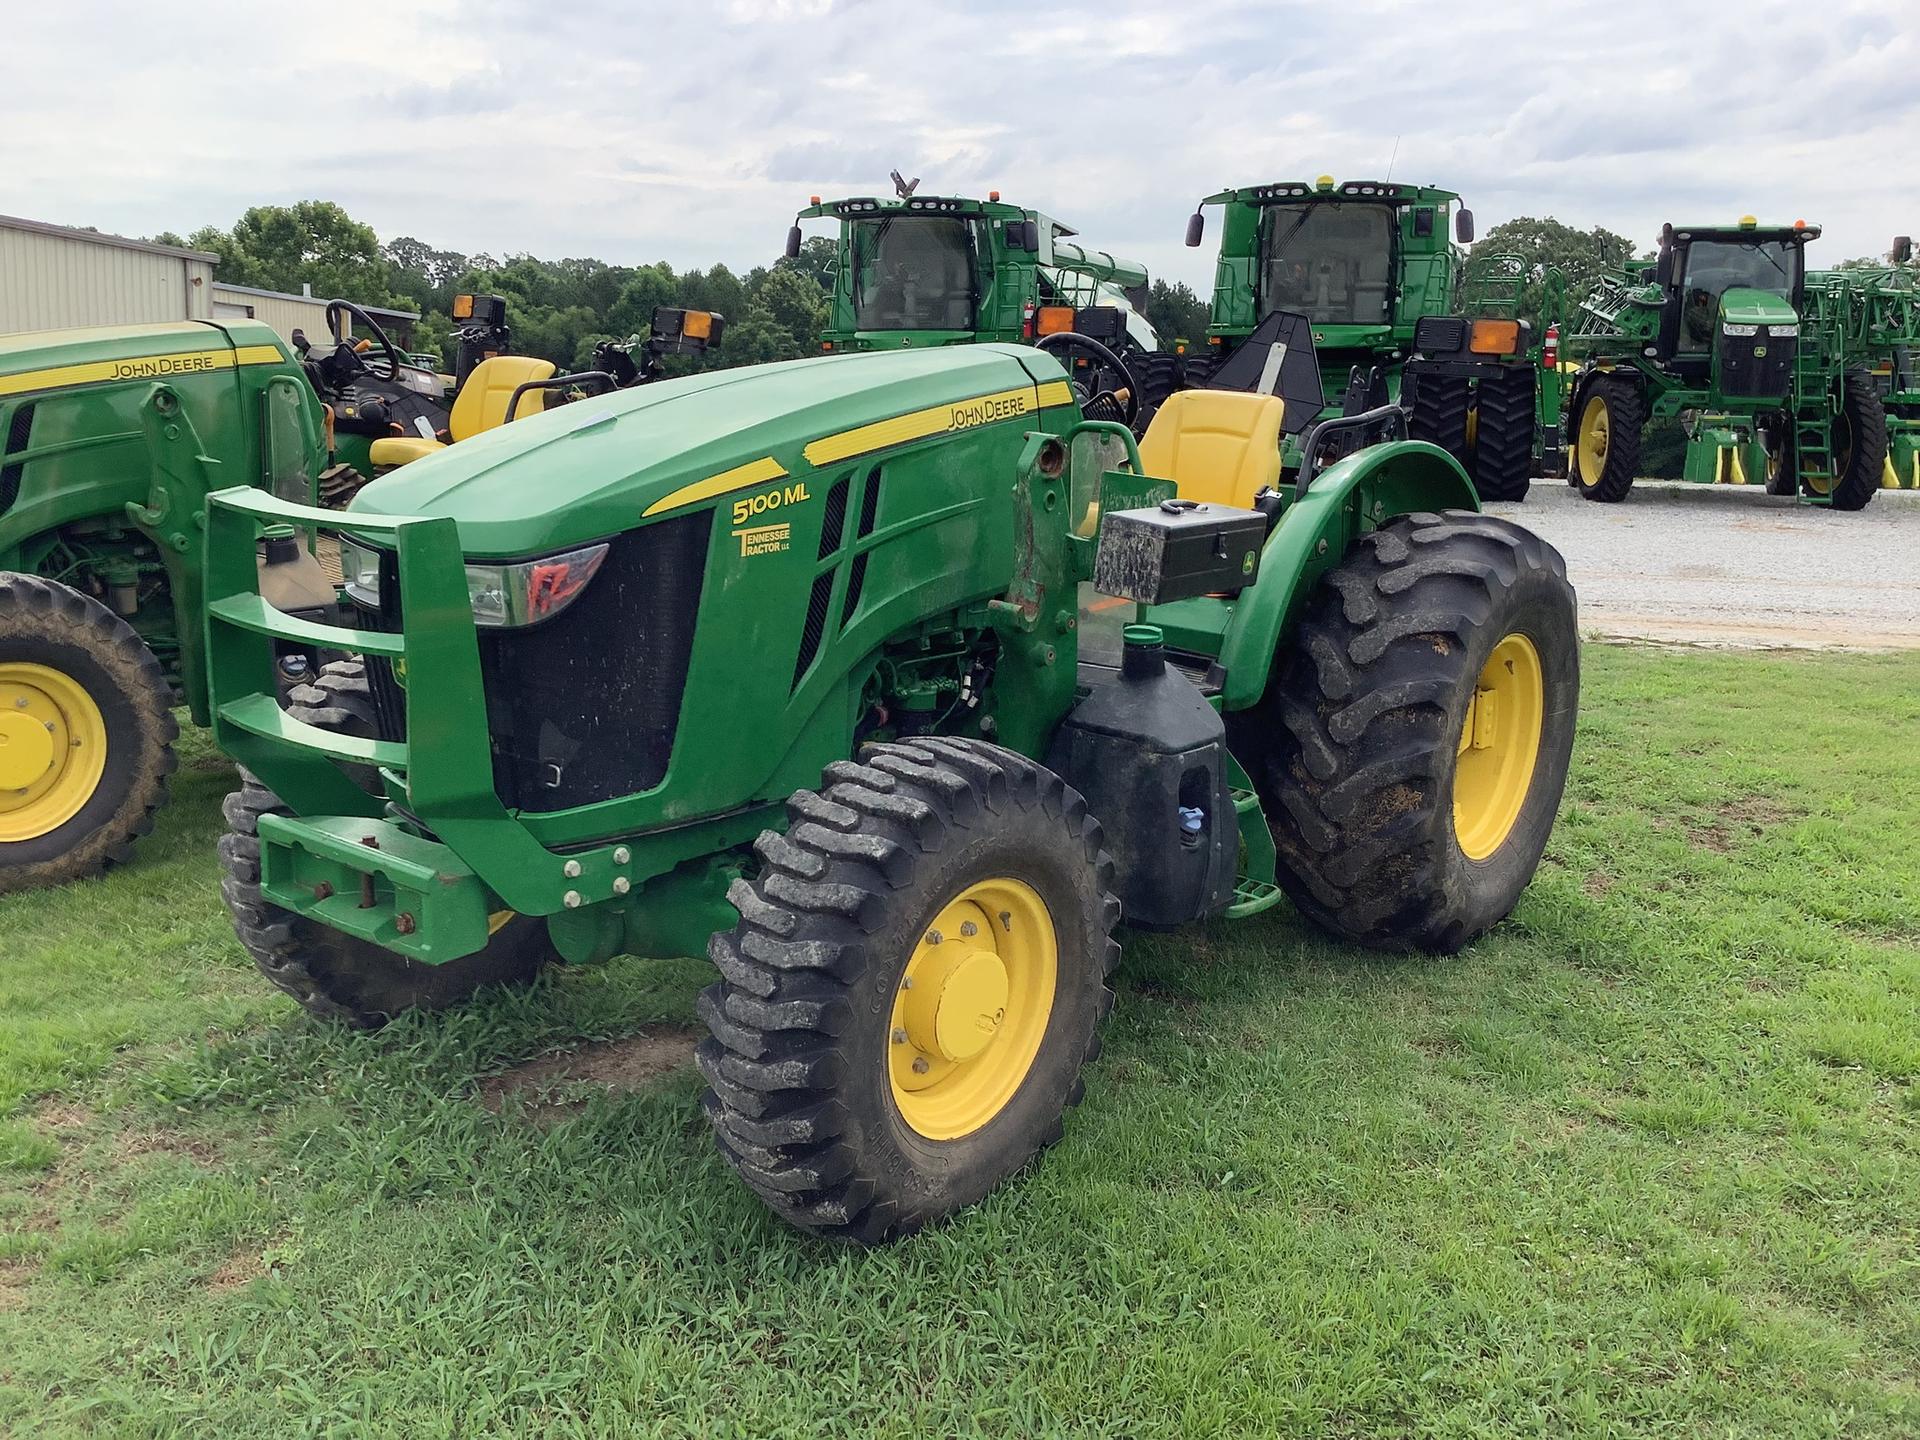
[1184,176,1545,500]
[0,294,721,896]
[1564,217,1889,509]
[203,333,1580,1242]
[787,175,1174,424]
[0,318,341,892]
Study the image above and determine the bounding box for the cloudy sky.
[6,0,1915,288]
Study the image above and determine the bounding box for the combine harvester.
[1563,217,1891,509]
[1183,176,1549,500]
[788,173,1174,428]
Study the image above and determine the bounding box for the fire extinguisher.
[1542,322,1559,371]
[1021,301,1037,340]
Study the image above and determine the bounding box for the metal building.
[0,214,215,330]
[1,214,418,348]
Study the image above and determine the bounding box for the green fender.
[1217,439,1480,711]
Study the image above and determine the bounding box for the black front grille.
[1,403,34,516]
[482,514,710,812]
[349,513,711,813]
[1719,331,1795,398]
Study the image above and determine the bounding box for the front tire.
[1408,372,1471,471]
[1235,513,1579,952]
[0,574,177,894]
[218,670,553,1026]
[1571,375,1642,502]
[1467,366,1536,502]
[697,738,1120,1243]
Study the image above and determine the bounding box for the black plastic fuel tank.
[1050,624,1237,929]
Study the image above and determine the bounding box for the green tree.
[778,235,838,293]
[190,201,400,306]
[1143,280,1209,347]
[717,304,803,366]
[1470,216,1637,334]
[751,266,828,353]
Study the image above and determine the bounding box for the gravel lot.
[1485,480,1920,651]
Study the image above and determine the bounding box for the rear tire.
[1468,366,1535,502]
[0,574,177,894]
[218,672,552,1026]
[697,738,1119,1243]
[1821,369,1886,512]
[1232,512,1579,952]
[1571,375,1641,502]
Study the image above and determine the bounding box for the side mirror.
[1017,219,1041,252]
[1895,235,1914,264]
[1184,211,1205,248]
[1454,208,1475,245]
[784,225,803,260]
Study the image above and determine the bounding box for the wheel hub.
[0,709,56,791]
[889,878,1058,1141]
[0,664,107,842]
[1451,633,1545,861]
[903,945,1009,1063]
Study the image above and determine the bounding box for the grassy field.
[2,643,1917,1438]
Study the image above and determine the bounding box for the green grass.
[3,644,1918,1438]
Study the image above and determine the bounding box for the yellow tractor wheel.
[1571,376,1642,503]
[1235,511,1578,952]
[698,737,1119,1242]
[0,574,177,894]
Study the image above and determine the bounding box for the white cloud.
[2,0,1913,294]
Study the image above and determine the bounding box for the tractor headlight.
[338,536,385,607]
[1721,323,1760,337]
[1770,324,1798,338]
[464,543,610,628]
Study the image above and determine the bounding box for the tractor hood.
[1719,287,1799,328]
[351,344,1071,557]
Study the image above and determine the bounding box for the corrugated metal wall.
[211,285,331,346]
[0,222,213,332]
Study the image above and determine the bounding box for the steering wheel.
[1034,331,1140,429]
[324,299,405,383]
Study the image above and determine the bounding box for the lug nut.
[892,1027,908,1044]
[613,846,630,865]
[313,882,334,900]
[563,859,582,879]
[613,876,631,895]
[901,976,914,990]
[394,913,416,935]
[960,921,977,937]
[925,929,943,945]
[563,890,582,909]
[912,1057,930,1074]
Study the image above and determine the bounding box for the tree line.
[152,200,1217,370]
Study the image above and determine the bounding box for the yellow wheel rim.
[1576,393,1610,481]
[0,662,109,843]
[889,876,1057,1141]
[1452,634,1545,862]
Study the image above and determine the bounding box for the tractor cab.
[1649,219,1817,393]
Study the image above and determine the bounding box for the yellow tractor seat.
[367,435,446,466]
[367,355,560,469]
[1135,389,1286,509]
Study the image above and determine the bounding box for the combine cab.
[787,180,1173,426]
[1564,217,1890,509]
[1184,176,1543,499]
